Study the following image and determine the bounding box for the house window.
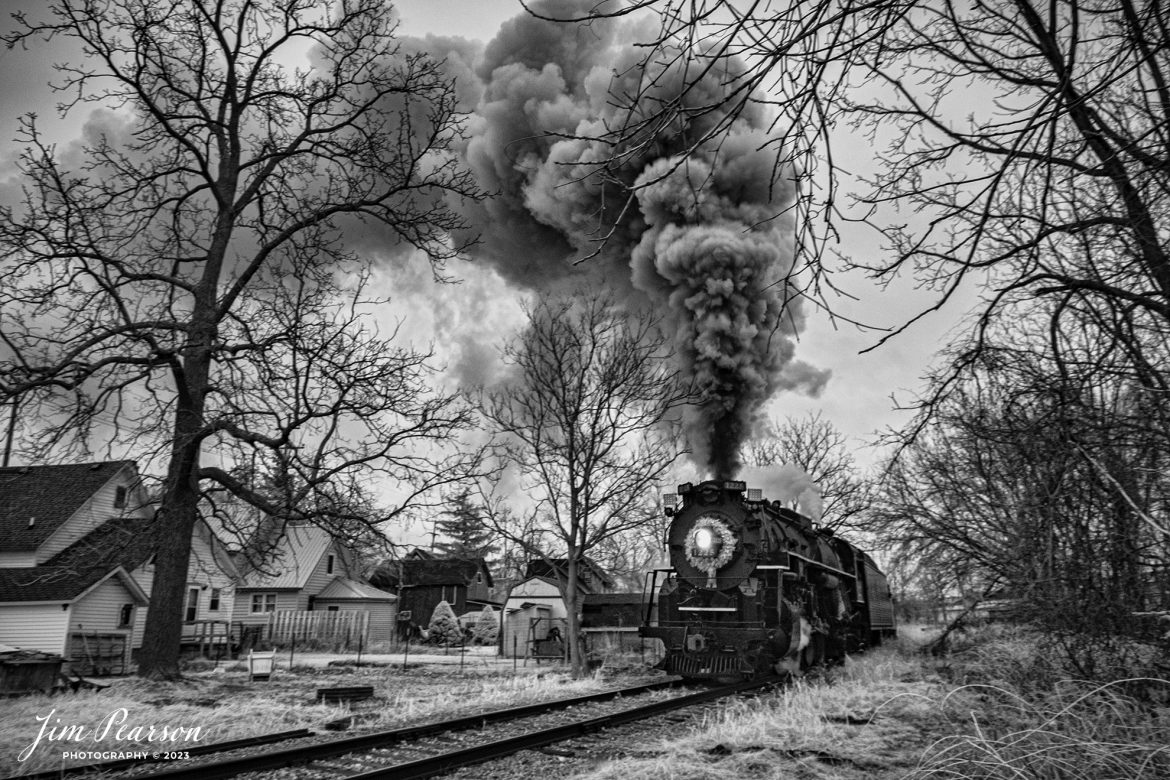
[327,554,335,574]
[118,604,134,628]
[209,588,221,611]
[185,588,199,622]
[326,605,339,612]
[251,593,277,613]
[476,572,483,584]
[114,486,127,509]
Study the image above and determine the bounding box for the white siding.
[300,543,344,609]
[232,590,300,625]
[0,552,36,566]
[501,578,568,657]
[502,604,551,658]
[70,577,135,634]
[0,603,70,655]
[313,599,397,644]
[37,465,150,563]
[65,580,134,673]
[128,564,153,649]
[188,529,236,623]
[124,526,236,649]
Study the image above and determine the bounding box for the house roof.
[523,558,615,592]
[0,565,147,604]
[237,524,335,589]
[505,572,612,601]
[400,557,493,588]
[0,461,137,553]
[43,515,156,573]
[316,576,397,602]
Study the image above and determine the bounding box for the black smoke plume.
[454,0,829,477]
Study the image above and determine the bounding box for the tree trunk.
[564,556,586,678]
[136,303,217,678]
[136,436,202,678]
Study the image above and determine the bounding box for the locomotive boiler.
[640,479,895,681]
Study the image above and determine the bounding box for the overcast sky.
[387,0,974,470]
[0,0,976,479]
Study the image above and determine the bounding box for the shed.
[313,577,398,644]
[501,602,554,659]
[0,565,148,674]
[0,644,64,695]
[500,576,568,658]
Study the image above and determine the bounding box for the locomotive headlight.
[684,514,737,586]
[693,527,719,555]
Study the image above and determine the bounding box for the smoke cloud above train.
[448,0,830,477]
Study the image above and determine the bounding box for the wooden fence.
[68,631,129,675]
[267,609,369,648]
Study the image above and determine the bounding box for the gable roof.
[43,515,156,573]
[400,557,492,588]
[0,565,148,604]
[523,558,615,591]
[237,524,336,589]
[316,576,397,601]
[504,574,564,599]
[0,461,137,553]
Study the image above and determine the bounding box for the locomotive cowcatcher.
[640,479,895,681]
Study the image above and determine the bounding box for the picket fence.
[267,609,369,647]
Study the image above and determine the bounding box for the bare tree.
[872,329,1170,677]
[745,411,868,530]
[0,0,482,678]
[478,290,690,676]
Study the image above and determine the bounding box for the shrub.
[427,600,463,646]
[472,606,499,645]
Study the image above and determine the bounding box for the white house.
[0,461,238,670]
[232,524,356,621]
[232,524,396,646]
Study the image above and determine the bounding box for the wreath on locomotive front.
[683,513,739,587]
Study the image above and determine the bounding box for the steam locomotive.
[640,479,895,681]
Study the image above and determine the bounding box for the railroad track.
[4,678,681,780]
[11,676,777,780]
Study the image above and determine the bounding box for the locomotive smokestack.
[450,0,829,473]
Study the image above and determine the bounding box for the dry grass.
[576,645,952,780]
[908,623,1170,780]
[574,625,1170,780]
[908,678,1170,779]
[0,662,639,778]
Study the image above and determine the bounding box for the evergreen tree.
[433,490,499,560]
[472,606,499,646]
[427,600,463,646]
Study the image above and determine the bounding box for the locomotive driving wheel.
[801,632,826,670]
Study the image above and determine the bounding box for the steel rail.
[348,677,779,780]
[75,678,681,780]
[0,730,314,780]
